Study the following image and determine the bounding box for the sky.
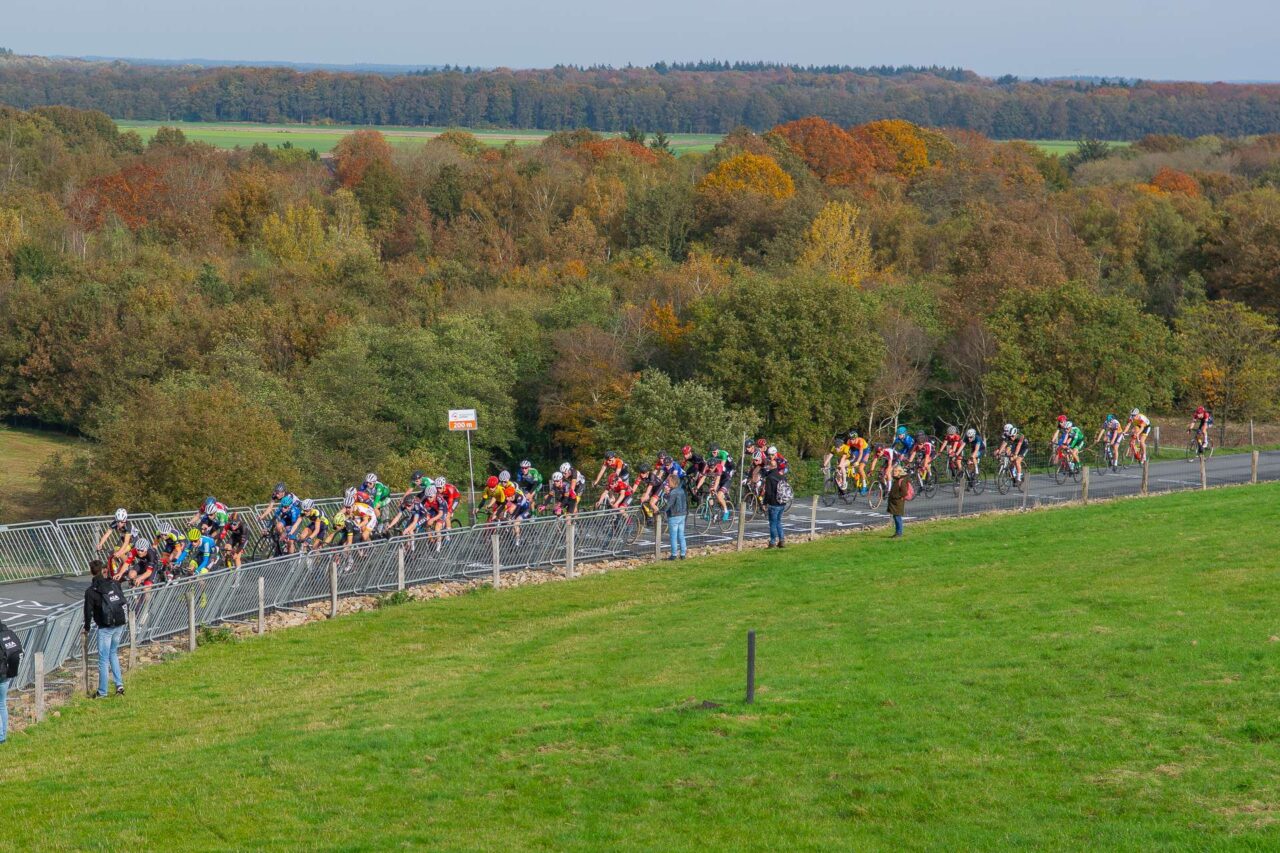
[7,0,1279,81]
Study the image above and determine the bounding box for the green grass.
[0,424,79,523]
[1022,139,1132,156]
[5,483,1280,848]
[116,120,722,154]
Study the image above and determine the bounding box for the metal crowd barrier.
[0,521,77,583]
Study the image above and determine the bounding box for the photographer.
[0,618,21,744]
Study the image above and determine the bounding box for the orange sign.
[448,408,477,431]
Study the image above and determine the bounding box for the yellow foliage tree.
[852,119,931,179]
[261,203,327,263]
[798,201,874,286]
[0,208,27,255]
[697,153,795,200]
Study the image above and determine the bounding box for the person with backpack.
[0,618,22,744]
[888,465,910,538]
[83,558,128,698]
[664,473,688,561]
[763,465,791,549]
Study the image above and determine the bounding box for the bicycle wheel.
[922,468,937,500]
[1054,461,1069,486]
[971,471,987,495]
[866,482,885,511]
[996,467,1012,495]
[908,470,924,501]
[1184,439,1196,462]
[249,533,280,563]
[820,474,838,508]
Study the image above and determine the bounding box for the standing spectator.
[83,559,128,698]
[0,618,21,744]
[763,465,788,549]
[888,465,909,538]
[665,473,688,560]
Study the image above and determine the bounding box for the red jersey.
[438,484,461,511]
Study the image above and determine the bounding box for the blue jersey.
[276,501,301,526]
[191,535,217,573]
[894,434,915,454]
[965,434,985,453]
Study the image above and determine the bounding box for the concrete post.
[654,513,663,561]
[809,494,818,537]
[257,576,265,635]
[1081,465,1090,504]
[33,651,45,722]
[735,496,746,552]
[1141,458,1149,496]
[1153,425,1161,457]
[1199,454,1207,490]
[1250,418,1256,447]
[329,562,338,618]
[187,592,196,652]
[1252,450,1260,485]
[396,547,405,591]
[128,607,137,672]
[565,518,576,579]
[491,534,501,589]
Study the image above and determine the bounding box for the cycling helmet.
[203,497,218,513]
[915,433,927,443]
[1003,423,1013,434]
[709,443,720,454]
[433,476,446,489]
[1009,427,1019,437]
[681,445,692,457]
[344,487,357,501]
[715,450,730,462]
[498,470,511,483]
[946,426,958,436]
[1130,408,1140,417]
[605,451,616,460]
[519,460,531,469]
[424,486,438,499]
[273,482,286,497]
[551,472,564,483]
[364,473,378,485]
[1195,406,1206,416]
[896,426,907,436]
[767,445,777,455]
[187,528,201,542]
[301,498,314,511]
[847,430,859,440]
[657,452,670,464]
[1064,421,1073,429]
[342,496,355,508]
[114,508,128,522]
[756,438,767,448]
[637,462,651,473]
[486,476,499,488]
[559,463,572,475]
[135,539,150,553]
[1057,414,1068,424]
[157,522,174,536]
[965,428,976,440]
[834,433,846,443]
[280,494,295,508]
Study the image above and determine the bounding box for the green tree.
[984,281,1174,439]
[1203,188,1280,315]
[598,370,760,462]
[1175,300,1280,439]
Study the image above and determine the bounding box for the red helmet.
[756,438,767,448]
[681,445,692,457]
[486,476,499,488]
[1057,414,1068,424]
[1195,406,1206,416]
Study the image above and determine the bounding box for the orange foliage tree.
[575,138,660,166]
[1147,166,1202,196]
[333,130,394,188]
[74,164,169,230]
[850,119,930,179]
[697,152,795,200]
[770,117,872,185]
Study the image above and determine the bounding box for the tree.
[798,201,873,286]
[850,119,930,178]
[333,130,394,188]
[770,117,872,185]
[598,370,759,461]
[148,125,187,150]
[1175,300,1280,440]
[1203,188,1280,314]
[984,280,1174,438]
[697,152,794,200]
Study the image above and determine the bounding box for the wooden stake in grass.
[745,630,756,704]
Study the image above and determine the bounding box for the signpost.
[448,409,479,522]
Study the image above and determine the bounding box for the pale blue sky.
[8,0,1278,80]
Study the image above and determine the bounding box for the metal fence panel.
[56,514,161,574]
[0,521,77,583]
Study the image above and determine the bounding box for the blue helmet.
[280,494,295,508]
[203,497,217,513]
[896,426,907,436]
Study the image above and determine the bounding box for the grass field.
[116,120,724,154]
[5,483,1279,848]
[1021,139,1131,156]
[0,425,78,523]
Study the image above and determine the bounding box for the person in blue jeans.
[0,674,8,744]
[83,559,126,698]
[0,618,19,744]
[763,467,787,548]
[664,474,688,560]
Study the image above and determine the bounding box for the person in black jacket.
[763,467,787,549]
[84,559,127,698]
[0,618,21,744]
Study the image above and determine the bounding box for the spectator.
[888,465,909,538]
[83,559,128,698]
[665,473,688,560]
[763,465,787,549]
[0,618,21,744]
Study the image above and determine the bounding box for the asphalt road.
[3,451,1274,629]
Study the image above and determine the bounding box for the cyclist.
[153,524,183,583]
[869,443,897,489]
[698,448,735,521]
[632,462,658,516]
[222,512,250,569]
[1125,408,1152,462]
[682,446,707,501]
[125,537,158,589]
[892,426,915,459]
[504,483,534,542]
[748,438,769,483]
[1189,405,1212,454]
[823,433,853,496]
[846,430,871,494]
[557,463,585,513]
[1103,414,1125,465]
[1064,420,1085,471]
[479,475,506,520]
[326,507,358,547]
[544,472,572,515]
[517,460,543,504]
[194,496,229,535]
[273,494,301,549]
[433,476,462,525]
[603,472,634,510]
[361,473,393,520]
[347,498,379,542]
[292,499,330,550]
[185,528,218,576]
[1003,426,1028,484]
[258,482,289,526]
[962,428,985,488]
[592,451,629,488]
[907,433,934,480]
[96,508,139,567]
[765,445,787,476]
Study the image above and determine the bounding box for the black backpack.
[100,582,128,628]
[0,622,22,680]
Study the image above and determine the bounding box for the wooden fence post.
[956,481,964,516]
[1081,465,1090,504]
[491,534,501,589]
[1252,450,1260,485]
[809,494,818,537]
[33,651,45,722]
[1153,425,1161,457]
[329,562,338,618]
[1250,419,1256,447]
[187,592,196,652]
[565,518,576,579]
[257,576,265,635]
[1141,458,1149,496]
[654,513,663,561]
[1199,454,1207,490]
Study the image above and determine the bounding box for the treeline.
[0,105,1277,520]
[5,55,1280,137]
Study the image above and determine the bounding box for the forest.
[5,55,1280,138]
[0,103,1277,516]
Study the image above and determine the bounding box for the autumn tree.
[850,119,930,178]
[798,201,873,286]
[333,130,395,188]
[697,152,794,200]
[770,117,872,186]
[1203,188,1280,314]
[1175,300,1280,439]
[597,369,759,461]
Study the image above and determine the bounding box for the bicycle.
[994,451,1022,495]
[962,456,987,495]
[820,465,855,507]
[1051,445,1080,485]
[1097,440,1123,474]
[1185,427,1214,461]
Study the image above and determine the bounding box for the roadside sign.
[448,408,478,431]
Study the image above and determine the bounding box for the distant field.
[0,425,78,523]
[1023,139,1132,156]
[115,120,723,154]
[5,483,1280,848]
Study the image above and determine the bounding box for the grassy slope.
[0,425,78,523]
[5,484,1280,849]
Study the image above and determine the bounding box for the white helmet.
[424,485,438,499]
[1130,408,1140,418]
[364,472,378,485]
[134,538,150,553]
[301,498,315,511]
[433,476,446,489]
[498,470,511,483]
[1065,421,1074,429]
[551,472,564,483]
[114,508,128,523]
[559,462,572,475]
[157,522,174,536]
[965,428,976,440]
[1003,423,1013,434]
[1009,426,1019,437]
[767,445,777,454]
